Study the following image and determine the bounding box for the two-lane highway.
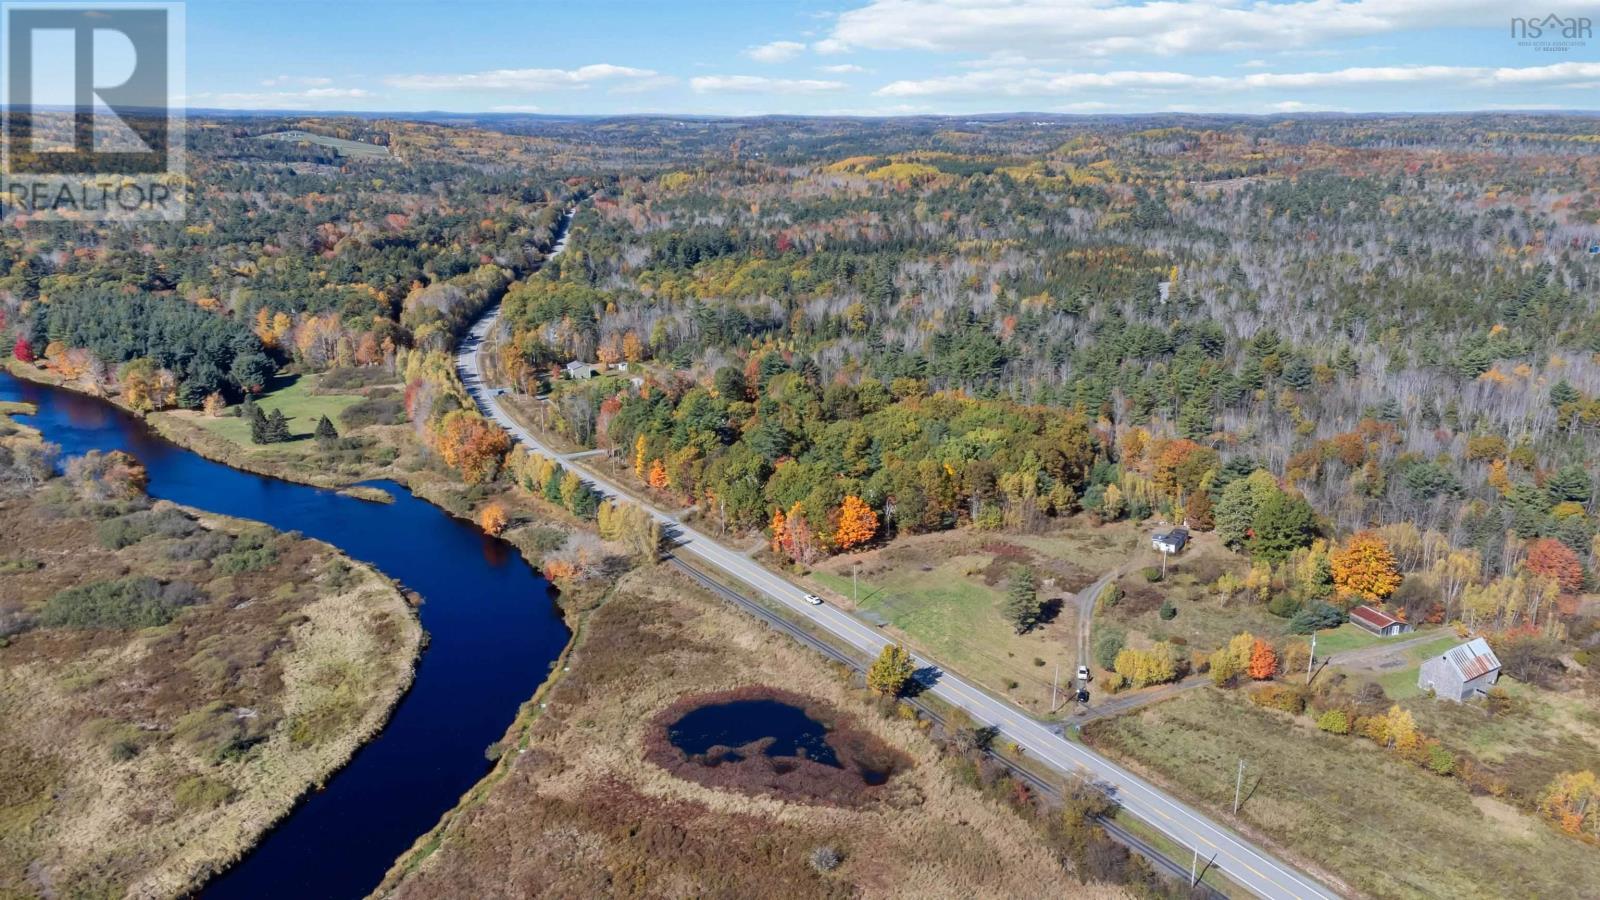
[453,217,1340,899]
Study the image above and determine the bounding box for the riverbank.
[0,460,422,897]
[373,563,1115,899]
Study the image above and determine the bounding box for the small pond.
[668,698,841,767]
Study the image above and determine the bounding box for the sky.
[180,0,1600,115]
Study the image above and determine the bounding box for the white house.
[1152,527,1189,554]
[565,361,597,380]
[1418,637,1502,702]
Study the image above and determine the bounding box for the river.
[0,369,570,899]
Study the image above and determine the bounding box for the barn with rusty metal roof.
[1418,637,1501,702]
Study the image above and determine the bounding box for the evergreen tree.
[1252,491,1317,561]
[245,399,269,445]
[1546,464,1592,504]
[265,408,291,443]
[1002,566,1042,634]
[314,415,338,444]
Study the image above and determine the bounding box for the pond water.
[667,698,841,768]
[1,370,569,899]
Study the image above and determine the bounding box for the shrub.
[1317,708,1351,734]
[809,846,843,873]
[338,390,408,428]
[1426,742,1456,776]
[1158,598,1177,620]
[96,506,197,549]
[1092,627,1126,671]
[1289,601,1346,634]
[213,530,279,574]
[524,526,568,554]
[1249,683,1306,715]
[1142,566,1163,583]
[174,775,235,812]
[168,530,233,564]
[1267,592,1302,618]
[39,577,203,630]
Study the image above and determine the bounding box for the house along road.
[454,239,1340,900]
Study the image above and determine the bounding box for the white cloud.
[193,87,373,109]
[690,75,848,94]
[260,75,333,88]
[819,63,868,74]
[829,0,1594,58]
[745,40,806,63]
[812,38,852,55]
[1266,100,1347,112]
[386,64,663,92]
[1238,59,1268,69]
[877,61,1600,97]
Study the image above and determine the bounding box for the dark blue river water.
[1,370,569,899]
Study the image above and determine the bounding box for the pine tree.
[245,399,269,444]
[1002,566,1041,634]
[314,414,338,443]
[265,408,291,443]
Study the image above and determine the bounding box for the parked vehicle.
[1077,665,1091,683]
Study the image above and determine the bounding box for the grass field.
[253,130,391,158]
[185,374,365,450]
[1312,623,1387,655]
[807,522,1145,710]
[1086,688,1600,899]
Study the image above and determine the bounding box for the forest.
[7,112,1600,640]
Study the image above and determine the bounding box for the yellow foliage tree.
[1537,771,1600,841]
[479,502,509,535]
[1331,531,1402,602]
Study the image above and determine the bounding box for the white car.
[1077,665,1091,683]
[803,594,824,606]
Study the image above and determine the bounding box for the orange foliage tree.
[833,495,878,550]
[1248,638,1278,680]
[436,410,511,484]
[647,458,669,490]
[1525,537,1585,596]
[479,502,509,535]
[1331,531,1402,602]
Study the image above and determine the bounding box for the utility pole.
[1233,758,1246,815]
[853,562,859,604]
[1308,632,1317,685]
[1191,847,1198,887]
[1052,662,1059,711]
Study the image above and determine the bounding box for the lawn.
[809,557,1069,710]
[1312,623,1387,655]
[805,521,1148,711]
[185,374,365,451]
[1085,689,1600,899]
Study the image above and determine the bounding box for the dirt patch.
[644,686,911,808]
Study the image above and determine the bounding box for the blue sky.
[182,0,1600,115]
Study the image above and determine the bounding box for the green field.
[1086,689,1600,899]
[1312,622,1387,655]
[187,375,364,451]
[254,130,391,159]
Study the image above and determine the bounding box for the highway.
[453,211,1341,900]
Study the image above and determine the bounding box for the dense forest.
[7,112,1600,636]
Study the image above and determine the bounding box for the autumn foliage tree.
[647,458,669,490]
[436,409,511,484]
[12,336,33,363]
[1248,638,1278,680]
[479,502,509,535]
[1525,537,1584,596]
[1537,770,1600,842]
[868,643,916,696]
[833,495,878,550]
[1331,531,1402,602]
